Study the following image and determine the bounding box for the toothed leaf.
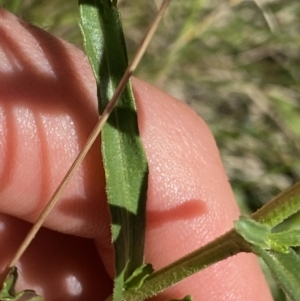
[234,216,271,249]
[0,267,42,301]
[124,264,154,291]
[253,246,300,301]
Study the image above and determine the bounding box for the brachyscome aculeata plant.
[1,1,300,301]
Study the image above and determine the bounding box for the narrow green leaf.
[235,216,300,252]
[79,1,148,300]
[0,267,42,301]
[269,230,300,250]
[124,264,154,291]
[168,296,193,301]
[253,246,300,301]
[235,216,300,300]
[234,216,271,249]
[0,268,17,300]
[14,292,42,301]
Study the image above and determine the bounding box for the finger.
[0,8,109,238]
[0,9,273,301]
[131,77,273,301]
[0,213,112,301]
[0,10,114,300]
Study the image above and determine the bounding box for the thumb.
[0,8,109,238]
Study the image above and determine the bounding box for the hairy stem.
[122,180,300,300]
[122,230,250,301]
[252,181,300,228]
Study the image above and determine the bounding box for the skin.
[0,8,273,301]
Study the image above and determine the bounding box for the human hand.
[0,9,272,301]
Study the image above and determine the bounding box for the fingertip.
[131,78,272,300]
[0,214,112,301]
[0,8,273,300]
[0,9,109,238]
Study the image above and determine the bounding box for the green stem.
[251,181,300,228]
[122,230,251,301]
[120,181,300,300]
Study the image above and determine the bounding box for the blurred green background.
[1,0,300,300]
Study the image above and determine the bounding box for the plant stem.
[119,180,300,300]
[122,230,251,301]
[251,181,300,228]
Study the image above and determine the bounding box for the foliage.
[235,216,300,301]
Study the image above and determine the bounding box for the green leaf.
[234,216,271,249]
[79,1,148,300]
[235,216,300,300]
[13,292,42,301]
[253,246,300,301]
[0,267,43,301]
[0,268,17,300]
[168,296,193,301]
[269,230,300,252]
[124,264,154,291]
[235,216,300,253]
